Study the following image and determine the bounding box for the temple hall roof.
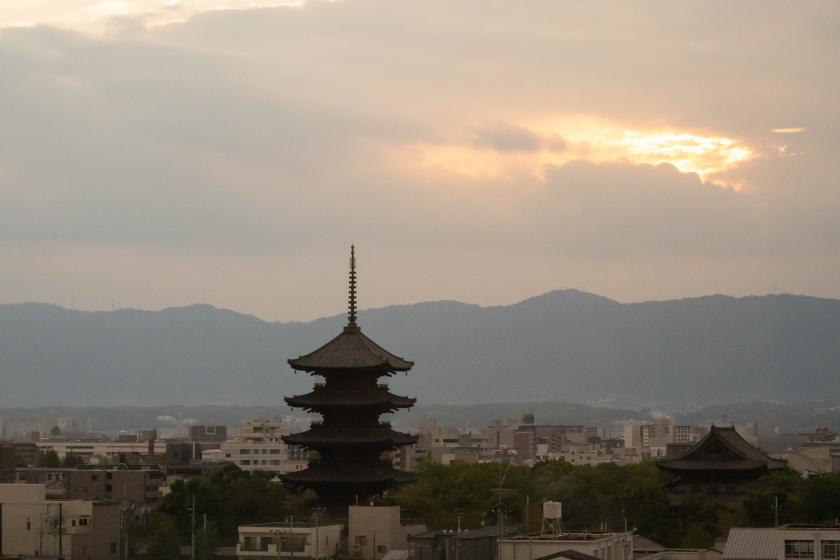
[658,425,787,472]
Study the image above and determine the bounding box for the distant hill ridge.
[1,290,839,406]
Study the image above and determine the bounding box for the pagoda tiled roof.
[282,425,418,447]
[285,388,416,410]
[657,425,786,472]
[287,324,413,372]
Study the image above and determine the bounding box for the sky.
[0,1,838,321]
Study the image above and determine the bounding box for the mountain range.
[1,290,839,406]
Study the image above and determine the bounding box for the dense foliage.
[142,462,840,553]
[149,465,313,547]
[390,461,840,548]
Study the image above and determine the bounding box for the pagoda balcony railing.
[377,383,389,390]
[307,421,394,431]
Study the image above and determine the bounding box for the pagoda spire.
[348,245,358,326]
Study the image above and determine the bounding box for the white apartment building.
[624,419,705,451]
[724,526,840,560]
[221,418,307,474]
[237,522,343,559]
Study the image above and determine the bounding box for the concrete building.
[237,522,343,559]
[15,466,165,509]
[189,425,228,443]
[222,418,307,474]
[500,531,634,560]
[0,483,121,559]
[723,526,840,560]
[787,446,840,476]
[348,506,426,560]
[408,526,507,560]
[35,441,167,462]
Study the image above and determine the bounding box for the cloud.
[472,124,552,153]
[0,1,838,319]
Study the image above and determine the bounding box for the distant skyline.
[1,1,838,321]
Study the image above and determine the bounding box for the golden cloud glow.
[393,117,756,188]
[771,127,806,134]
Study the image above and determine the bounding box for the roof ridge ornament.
[347,245,358,329]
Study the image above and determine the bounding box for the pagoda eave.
[284,392,416,409]
[282,429,418,448]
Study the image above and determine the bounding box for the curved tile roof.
[658,425,786,472]
[287,324,413,372]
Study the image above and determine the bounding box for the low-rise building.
[15,466,165,509]
[499,531,634,560]
[348,505,426,560]
[237,521,343,559]
[0,483,121,559]
[723,526,840,560]
[409,525,508,560]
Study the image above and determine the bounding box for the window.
[240,449,250,455]
[91,474,98,481]
[280,535,306,553]
[80,518,89,526]
[241,460,251,465]
[823,541,840,560]
[785,540,814,560]
[377,545,387,553]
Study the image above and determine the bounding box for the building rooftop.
[287,325,413,373]
[658,426,786,472]
[534,550,600,560]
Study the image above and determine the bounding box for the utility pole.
[455,514,462,560]
[203,513,208,560]
[58,502,63,560]
[525,495,530,535]
[774,496,779,528]
[191,493,196,560]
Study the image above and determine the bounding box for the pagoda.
[281,246,418,507]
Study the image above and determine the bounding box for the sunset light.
[394,118,756,187]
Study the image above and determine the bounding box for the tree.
[147,513,182,560]
[39,449,61,468]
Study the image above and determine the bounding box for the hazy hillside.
[1,291,839,406]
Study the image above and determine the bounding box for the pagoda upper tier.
[287,323,413,373]
[285,384,416,412]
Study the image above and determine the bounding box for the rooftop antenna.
[348,245,358,327]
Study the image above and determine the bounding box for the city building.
[723,525,840,560]
[15,466,165,509]
[787,445,840,476]
[282,247,418,508]
[347,505,426,560]
[657,426,786,495]
[220,418,306,473]
[408,526,509,560]
[499,531,634,560]
[0,483,121,559]
[189,424,228,443]
[237,521,343,559]
[35,440,167,462]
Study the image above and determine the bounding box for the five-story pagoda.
[281,246,417,507]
